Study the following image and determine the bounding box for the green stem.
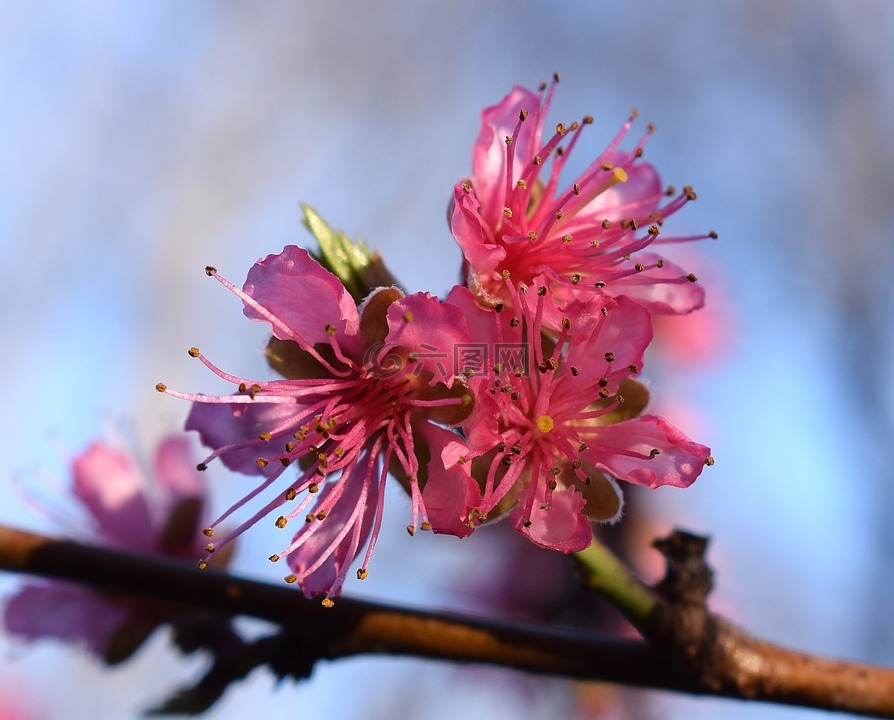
[574,538,657,631]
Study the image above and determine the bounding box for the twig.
[1,524,893,717]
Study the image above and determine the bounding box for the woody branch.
[1,524,892,718]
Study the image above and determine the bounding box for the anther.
[709,230,718,239]
[684,186,697,201]
[285,488,297,501]
[205,543,215,553]
[686,273,699,282]
[705,455,715,466]
[315,511,327,521]
[275,516,287,529]
[403,311,414,322]
[583,115,593,124]
[501,455,513,467]
[523,518,532,528]
[504,135,513,146]
[420,522,432,531]
[562,317,571,329]
[497,442,507,452]
[238,382,247,393]
[635,263,645,272]
[188,347,200,358]
[325,324,337,335]
[519,109,529,121]
[321,597,335,608]
[510,317,520,327]
[494,303,505,313]
[601,219,611,229]
[269,554,280,562]
[406,525,416,536]
[635,147,644,158]
[648,225,660,236]
[650,449,661,458]
[578,443,589,452]
[284,574,297,584]
[628,364,639,373]
[259,431,272,442]
[197,560,208,570]
[503,207,513,218]
[537,285,547,296]
[573,183,581,195]
[562,235,573,244]
[517,179,527,190]
[357,568,369,580]
[570,273,581,285]
[604,352,615,362]
[511,443,522,455]
[657,259,665,268]
[594,281,606,289]
[256,457,269,468]
[196,463,208,471]
[601,307,609,316]
[203,528,215,537]
[155,383,167,393]
[204,266,217,276]
[570,366,580,376]
[572,460,582,469]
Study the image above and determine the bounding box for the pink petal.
[416,422,478,538]
[286,457,378,599]
[153,435,204,504]
[72,443,154,551]
[606,253,706,315]
[573,157,663,221]
[385,292,471,385]
[242,245,361,351]
[510,484,592,553]
[472,86,540,226]
[186,400,301,475]
[450,184,505,277]
[564,295,653,390]
[4,582,130,656]
[583,414,711,489]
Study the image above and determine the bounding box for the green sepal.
[301,204,400,302]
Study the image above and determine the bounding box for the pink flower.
[161,246,478,603]
[451,78,714,318]
[3,436,209,663]
[447,277,712,553]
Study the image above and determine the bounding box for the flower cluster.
[159,78,713,604]
[4,436,212,662]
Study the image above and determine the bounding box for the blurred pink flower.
[451,78,713,320]
[163,246,478,603]
[3,436,208,663]
[448,277,712,552]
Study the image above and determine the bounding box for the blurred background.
[2,1,893,718]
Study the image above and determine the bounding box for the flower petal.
[186,400,301,475]
[451,184,505,277]
[4,582,131,656]
[472,85,540,225]
[385,292,471,385]
[510,483,592,553]
[286,454,378,599]
[72,442,154,551]
[606,253,706,315]
[243,245,361,350]
[583,415,711,489]
[416,423,477,538]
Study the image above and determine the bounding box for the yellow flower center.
[536,415,555,433]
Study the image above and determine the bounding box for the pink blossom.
[447,277,712,553]
[3,436,208,663]
[161,246,478,603]
[451,78,714,318]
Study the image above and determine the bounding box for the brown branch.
[1,524,893,717]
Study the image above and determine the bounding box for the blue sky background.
[2,2,894,718]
